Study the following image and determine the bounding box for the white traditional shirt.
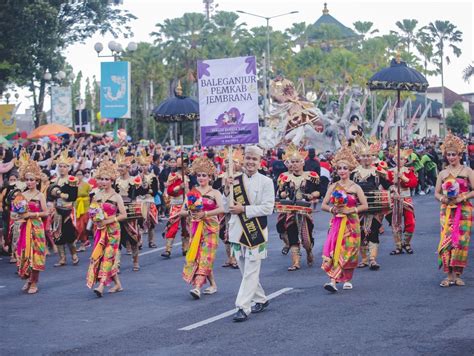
[223,171,275,260]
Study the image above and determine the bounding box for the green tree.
[422,20,463,134]
[0,1,135,127]
[446,101,470,135]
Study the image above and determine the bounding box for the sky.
[11,0,474,112]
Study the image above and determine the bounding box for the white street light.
[108,40,118,52]
[115,42,123,52]
[56,71,66,80]
[236,10,299,118]
[68,72,75,81]
[126,41,138,52]
[94,42,104,53]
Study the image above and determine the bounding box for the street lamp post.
[94,40,137,141]
[236,10,298,119]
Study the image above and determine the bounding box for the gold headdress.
[190,157,216,176]
[220,147,244,163]
[16,151,42,180]
[332,142,358,170]
[116,147,133,166]
[95,160,118,180]
[283,143,307,161]
[135,149,152,166]
[440,132,465,155]
[351,136,381,156]
[55,150,75,166]
[389,145,412,161]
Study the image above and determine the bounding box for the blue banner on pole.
[100,61,131,118]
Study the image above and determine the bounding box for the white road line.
[0,286,5,288]
[138,242,181,257]
[179,287,294,331]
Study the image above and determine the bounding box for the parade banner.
[197,56,258,146]
[51,86,72,127]
[0,104,16,136]
[100,61,131,119]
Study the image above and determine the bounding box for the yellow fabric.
[24,219,32,260]
[76,197,89,218]
[186,220,203,263]
[333,216,347,267]
[438,206,451,253]
[91,229,106,261]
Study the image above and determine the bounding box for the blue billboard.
[100,61,131,118]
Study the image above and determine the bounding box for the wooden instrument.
[365,190,392,214]
[275,199,312,214]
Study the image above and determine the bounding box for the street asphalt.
[1,195,473,356]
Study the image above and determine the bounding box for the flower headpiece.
[190,157,216,176]
[95,160,118,180]
[332,142,358,171]
[440,132,465,155]
[116,146,133,166]
[17,151,41,180]
[55,150,75,166]
[283,143,307,161]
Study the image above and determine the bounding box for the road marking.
[138,242,181,257]
[0,286,5,289]
[179,287,294,331]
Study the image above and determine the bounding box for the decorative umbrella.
[152,81,199,199]
[367,55,428,230]
[152,81,199,145]
[27,123,75,139]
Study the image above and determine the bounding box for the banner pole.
[228,145,234,207]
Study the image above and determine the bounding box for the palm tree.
[288,22,311,50]
[423,20,463,134]
[462,62,474,83]
[353,21,379,40]
[393,19,419,56]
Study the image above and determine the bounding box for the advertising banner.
[51,86,72,126]
[0,104,16,135]
[100,61,131,118]
[198,56,258,146]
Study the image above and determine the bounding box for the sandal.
[132,264,140,272]
[108,285,124,293]
[94,288,104,298]
[390,248,404,255]
[439,278,452,287]
[203,286,217,295]
[454,277,465,286]
[22,281,31,292]
[343,282,353,290]
[231,263,239,269]
[27,286,39,294]
[287,265,301,271]
[281,246,290,255]
[53,261,66,267]
[324,282,338,293]
[160,251,171,259]
[369,260,380,271]
[402,244,414,254]
[222,262,232,268]
[358,262,369,268]
[72,255,80,265]
[190,288,201,300]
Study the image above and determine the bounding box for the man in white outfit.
[223,145,275,322]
